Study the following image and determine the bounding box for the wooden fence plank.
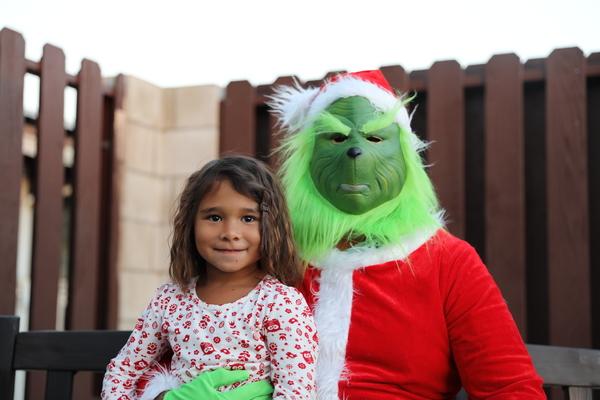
[27,45,68,400]
[68,59,103,330]
[0,28,25,315]
[427,60,466,237]
[103,74,125,330]
[44,371,73,400]
[221,81,255,156]
[523,59,549,345]
[255,83,273,163]
[28,39,67,400]
[484,54,527,334]
[546,48,591,347]
[464,65,485,259]
[380,65,409,94]
[69,59,104,400]
[0,316,19,400]
[408,69,427,93]
[587,52,600,350]
[30,44,66,331]
[408,70,428,145]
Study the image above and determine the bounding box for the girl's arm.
[443,243,545,399]
[101,285,170,400]
[264,286,318,400]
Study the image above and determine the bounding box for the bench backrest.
[527,344,600,400]
[0,316,130,399]
[2,315,599,399]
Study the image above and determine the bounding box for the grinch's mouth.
[339,183,369,193]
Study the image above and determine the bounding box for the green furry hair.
[277,117,443,262]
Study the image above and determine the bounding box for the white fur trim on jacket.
[310,228,437,399]
[139,366,181,400]
[268,75,411,134]
[312,228,437,272]
[312,259,354,400]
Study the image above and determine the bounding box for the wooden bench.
[1,315,599,399]
[454,343,600,400]
[0,316,129,399]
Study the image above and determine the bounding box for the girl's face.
[194,179,261,277]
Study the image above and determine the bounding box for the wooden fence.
[221,48,600,351]
[0,28,122,399]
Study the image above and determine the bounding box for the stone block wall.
[114,77,221,329]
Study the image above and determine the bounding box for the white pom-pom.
[267,81,319,134]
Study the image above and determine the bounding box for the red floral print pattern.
[101,276,317,399]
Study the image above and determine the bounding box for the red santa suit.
[301,228,545,400]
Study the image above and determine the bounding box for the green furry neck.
[278,124,443,262]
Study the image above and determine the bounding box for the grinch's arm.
[443,243,545,399]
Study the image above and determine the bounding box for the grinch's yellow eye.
[331,134,348,144]
[367,136,383,143]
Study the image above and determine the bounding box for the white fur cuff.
[139,368,181,400]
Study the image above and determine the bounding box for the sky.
[2,0,599,88]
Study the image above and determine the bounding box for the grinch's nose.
[347,147,362,158]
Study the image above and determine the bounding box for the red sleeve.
[442,241,546,399]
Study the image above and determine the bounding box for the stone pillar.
[114,77,220,329]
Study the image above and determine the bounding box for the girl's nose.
[219,222,240,240]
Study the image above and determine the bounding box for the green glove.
[163,368,273,400]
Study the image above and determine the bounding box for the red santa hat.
[268,70,412,134]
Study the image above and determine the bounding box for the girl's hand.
[163,368,273,400]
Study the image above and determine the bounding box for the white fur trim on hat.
[268,81,319,133]
[268,75,412,134]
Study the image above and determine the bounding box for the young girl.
[101,156,318,400]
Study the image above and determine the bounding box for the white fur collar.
[311,228,437,271]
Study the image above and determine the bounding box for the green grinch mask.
[271,71,442,260]
[309,96,406,215]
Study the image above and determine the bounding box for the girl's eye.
[242,216,257,223]
[367,136,383,143]
[331,134,347,144]
[207,215,222,222]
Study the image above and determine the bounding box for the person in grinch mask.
[268,70,545,399]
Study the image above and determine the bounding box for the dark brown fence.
[221,48,600,350]
[0,28,122,399]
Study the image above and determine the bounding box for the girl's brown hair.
[170,155,302,289]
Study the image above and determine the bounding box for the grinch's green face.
[309,96,406,215]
